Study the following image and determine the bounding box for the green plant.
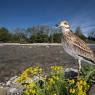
[16,66,90,95]
[81,64,95,85]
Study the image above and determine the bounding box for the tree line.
[0,25,94,43]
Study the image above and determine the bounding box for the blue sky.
[0,0,95,36]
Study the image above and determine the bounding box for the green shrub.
[16,66,91,95]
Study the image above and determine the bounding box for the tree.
[75,26,86,41]
[88,31,95,41]
[0,27,11,42]
[0,25,64,43]
[30,32,48,43]
[11,28,28,43]
[28,25,50,43]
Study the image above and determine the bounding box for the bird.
[56,20,95,73]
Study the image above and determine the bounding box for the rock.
[88,84,95,95]
[6,76,18,86]
[64,68,78,78]
[5,76,23,95]
[0,87,7,95]
[7,87,22,95]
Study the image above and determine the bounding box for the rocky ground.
[0,43,76,82]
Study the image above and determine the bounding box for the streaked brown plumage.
[56,20,95,70]
[63,31,95,63]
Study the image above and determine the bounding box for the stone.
[64,68,78,78]
[88,84,95,95]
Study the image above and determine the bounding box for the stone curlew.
[56,20,95,73]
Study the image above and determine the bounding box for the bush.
[16,66,90,95]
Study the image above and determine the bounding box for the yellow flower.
[16,66,43,83]
[31,89,36,94]
[53,94,57,95]
[48,77,55,84]
[79,80,84,84]
[51,66,64,73]
[83,80,87,86]
[52,75,59,80]
[28,82,35,87]
[69,88,75,93]
[23,90,30,95]
[87,85,90,88]
[77,91,86,95]
[68,79,75,84]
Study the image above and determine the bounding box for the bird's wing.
[65,32,95,62]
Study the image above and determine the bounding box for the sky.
[0,0,95,36]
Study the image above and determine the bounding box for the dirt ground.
[0,87,7,95]
[0,44,94,82]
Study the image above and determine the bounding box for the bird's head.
[56,20,70,32]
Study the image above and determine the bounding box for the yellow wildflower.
[68,79,75,84]
[48,77,55,84]
[69,88,75,93]
[52,75,59,80]
[52,94,57,95]
[51,66,64,73]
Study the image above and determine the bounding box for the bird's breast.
[62,41,77,58]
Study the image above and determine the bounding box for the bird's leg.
[79,59,81,71]
[78,59,81,77]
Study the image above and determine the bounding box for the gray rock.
[88,84,95,95]
[64,68,78,78]
[7,87,22,95]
